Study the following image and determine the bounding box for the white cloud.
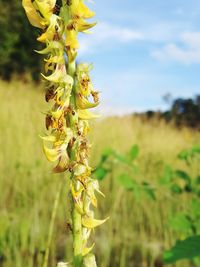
[78,20,192,57]
[144,22,185,43]
[151,32,200,64]
[79,22,143,55]
[181,32,200,48]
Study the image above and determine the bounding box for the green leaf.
[170,184,182,194]
[192,145,200,154]
[102,148,114,157]
[178,149,191,161]
[128,145,139,161]
[184,184,193,193]
[113,152,129,164]
[164,235,200,264]
[117,175,146,201]
[117,174,135,190]
[101,148,113,163]
[142,182,156,201]
[175,170,191,182]
[190,198,200,218]
[169,214,191,232]
[159,165,174,185]
[195,176,200,185]
[94,167,108,181]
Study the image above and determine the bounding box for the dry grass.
[0,79,200,267]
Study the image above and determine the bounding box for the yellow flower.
[76,93,99,109]
[82,217,108,229]
[42,64,73,87]
[23,0,105,262]
[22,0,44,28]
[34,0,56,20]
[53,153,70,173]
[71,0,95,19]
[78,109,100,120]
[44,50,64,72]
[42,129,73,172]
[77,20,97,32]
[66,29,79,49]
[37,14,61,43]
[82,244,95,257]
[35,41,64,54]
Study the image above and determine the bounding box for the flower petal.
[76,94,99,109]
[78,109,100,120]
[77,20,97,32]
[82,243,95,256]
[66,29,79,49]
[82,217,109,229]
[43,145,59,162]
[71,0,95,19]
[53,154,69,173]
[37,14,60,43]
[35,0,56,20]
[40,135,56,142]
[22,0,44,28]
[35,41,64,54]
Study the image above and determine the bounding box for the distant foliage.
[164,236,200,264]
[94,144,200,265]
[0,0,42,81]
[142,95,200,129]
[167,96,200,128]
[94,145,156,201]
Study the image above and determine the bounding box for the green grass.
[0,79,200,267]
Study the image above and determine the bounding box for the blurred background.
[0,0,200,267]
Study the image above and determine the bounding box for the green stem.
[72,201,83,267]
[43,179,64,267]
[68,59,83,267]
[68,60,76,77]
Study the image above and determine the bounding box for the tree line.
[141,95,200,129]
[0,0,43,81]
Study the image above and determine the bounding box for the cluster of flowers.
[22,0,107,264]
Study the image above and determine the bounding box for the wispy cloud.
[144,21,186,43]
[79,22,143,55]
[151,32,200,64]
[78,0,200,113]
[78,20,192,57]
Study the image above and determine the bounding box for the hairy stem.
[68,59,83,267]
[72,201,83,267]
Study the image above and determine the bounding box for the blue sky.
[78,0,200,114]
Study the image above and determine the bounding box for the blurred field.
[0,79,200,267]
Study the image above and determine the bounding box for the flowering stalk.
[22,0,107,266]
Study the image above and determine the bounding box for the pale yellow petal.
[43,144,59,162]
[82,243,95,256]
[66,29,79,49]
[35,0,56,20]
[82,217,109,229]
[35,41,64,54]
[76,94,99,109]
[78,110,100,120]
[77,20,97,32]
[22,0,44,28]
[40,135,56,142]
[71,0,95,19]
